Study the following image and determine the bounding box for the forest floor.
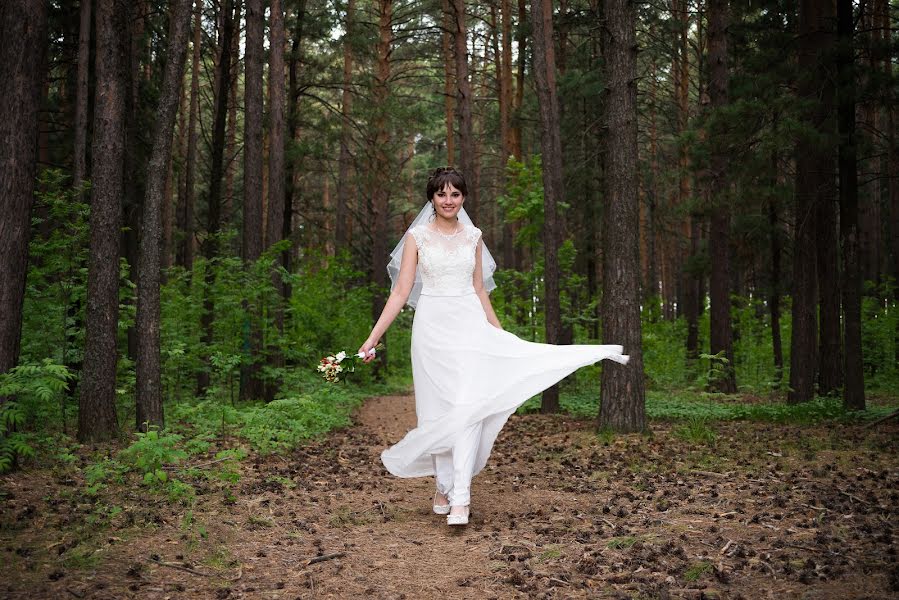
[2,394,898,599]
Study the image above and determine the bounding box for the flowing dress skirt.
[380,292,630,479]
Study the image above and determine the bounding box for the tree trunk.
[177,0,202,271]
[499,0,514,268]
[135,0,193,431]
[837,0,865,410]
[768,150,784,384]
[810,0,841,397]
[510,0,526,159]
[224,0,241,220]
[598,0,646,432]
[706,0,736,394]
[197,0,235,395]
[284,0,306,302]
[336,0,354,249]
[450,0,478,222]
[264,0,287,402]
[790,0,835,403]
[441,0,455,164]
[123,0,146,364]
[73,0,91,188]
[370,0,393,376]
[530,0,562,413]
[240,0,265,402]
[0,0,48,389]
[79,0,127,442]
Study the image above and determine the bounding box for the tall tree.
[706,0,736,393]
[176,0,203,271]
[240,0,265,401]
[336,0,355,248]
[789,0,833,404]
[73,0,91,189]
[135,0,193,431]
[599,0,646,432]
[441,0,455,164]
[811,0,841,397]
[79,0,128,441]
[530,0,562,413]
[449,0,478,221]
[265,0,287,401]
[0,0,49,384]
[837,0,864,410]
[370,0,393,375]
[197,0,236,395]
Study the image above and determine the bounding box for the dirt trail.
[2,394,898,599]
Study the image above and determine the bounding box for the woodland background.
[0,0,898,594]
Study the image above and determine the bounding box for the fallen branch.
[306,552,346,566]
[690,469,729,478]
[150,557,212,577]
[839,491,870,505]
[863,409,899,429]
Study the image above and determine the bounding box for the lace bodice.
[410,223,482,296]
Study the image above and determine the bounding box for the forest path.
[4,394,898,599]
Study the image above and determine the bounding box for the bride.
[358,166,629,526]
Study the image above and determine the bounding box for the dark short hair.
[426,166,467,200]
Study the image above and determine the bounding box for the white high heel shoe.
[446,505,470,526]
[433,490,450,515]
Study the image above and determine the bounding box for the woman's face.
[432,183,464,220]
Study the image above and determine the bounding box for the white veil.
[387,202,497,308]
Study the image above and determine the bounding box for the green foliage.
[0,360,74,472]
[497,155,548,251]
[673,417,717,445]
[861,287,898,394]
[118,426,188,484]
[21,170,90,367]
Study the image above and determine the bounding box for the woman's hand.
[358,339,379,363]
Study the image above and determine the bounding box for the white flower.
[335,351,347,362]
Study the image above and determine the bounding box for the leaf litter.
[0,393,896,599]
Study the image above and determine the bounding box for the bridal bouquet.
[317,343,384,383]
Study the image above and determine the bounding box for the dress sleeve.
[409,226,425,250]
[469,225,483,247]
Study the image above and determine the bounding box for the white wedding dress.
[380,222,629,493]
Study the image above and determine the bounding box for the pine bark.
[73,0,91,189]
[442,0,455,164]
[265,0,287,401]
[241,0,265,401]
[176,0,202,271]
[450,0,478,222]
[706,0,736,393]
[768,150,784,383]
[370,0,393,375]
[79,0,128,441]
[811,0,841,396]
[837,0,865,410]
[530,0,562,413]
[135,0,193,431]
[336,0,355,248]
[598,0,646,432]
[0,0,48,388]
[790,0,834,403]
[197,0,235,395]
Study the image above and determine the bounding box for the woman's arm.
[358,232,418,362]
[473,236,502,330]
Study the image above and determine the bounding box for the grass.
[606,536,639,550]
[684,560,713,581]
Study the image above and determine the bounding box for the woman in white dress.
[358,167,628,526]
